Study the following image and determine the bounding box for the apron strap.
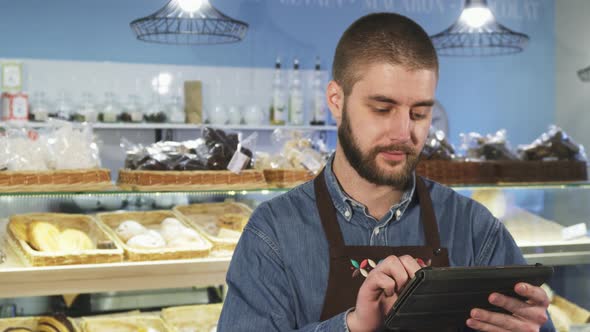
[314,169,346,251]
[415,176,442,249]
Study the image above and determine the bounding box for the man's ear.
[326,80,344,124]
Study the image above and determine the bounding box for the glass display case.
[0,183,589,328]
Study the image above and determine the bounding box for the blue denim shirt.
[218,159,554,331]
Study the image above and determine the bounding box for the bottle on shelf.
[310,57,326,126]
[288,58,304,125]
[269,57,286,125]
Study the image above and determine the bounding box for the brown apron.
[314,170,453,330]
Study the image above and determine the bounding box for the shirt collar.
[323,154,416,222]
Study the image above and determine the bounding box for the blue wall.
[0,0,555,146]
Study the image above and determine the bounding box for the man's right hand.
[346,255,424,332]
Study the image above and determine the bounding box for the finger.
[398,255,421,279]
[376,255,410,292]
[489,292,548,325]
[365,270,397,299]
[469,308,536,332]
[515,283,551,307]
[466,318,508,332]
[379,291,398,315]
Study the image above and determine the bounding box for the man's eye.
[411,112,427,120]
[374,108,389,113]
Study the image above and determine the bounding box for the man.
[218,12,554,332]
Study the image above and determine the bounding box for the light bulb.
[459,7,494,28]
[177,0,203,13]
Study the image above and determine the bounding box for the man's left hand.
[466,282,550,332]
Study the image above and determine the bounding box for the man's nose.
[386,110,411,142]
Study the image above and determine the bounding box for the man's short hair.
[332,12,439,96]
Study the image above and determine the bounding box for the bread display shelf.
[96,210,212,261]
[7,213,124,266]
[118,169,267,191]
[263,168,315,188]
[0,168,114,192]
[0,252,231,298]
[79,315,173,332]
[174,202,252,251]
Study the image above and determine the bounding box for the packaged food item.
[0,120,100,171]
[518,125,587,161]
[459,129,519,161]
[256,129,329,174]
[421,128,456,160]
[122,127,255,172]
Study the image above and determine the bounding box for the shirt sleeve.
[217,206,351,332]
[473,212,556,332]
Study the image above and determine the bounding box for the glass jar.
[121,94,144,123]
[78,92,98,123]
[29,91,50,122]
[144,93,167,123]
[100,92,121,123]
[167,95,185,123]
[51,91,72,121]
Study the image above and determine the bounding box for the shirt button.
[374,228,380,235]
[344,210,351,218]
[395,210,402,219]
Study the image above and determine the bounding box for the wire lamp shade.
[578,66,590,82]
[130,0,248,45]
[430,0,529,56]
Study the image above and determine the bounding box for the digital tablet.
[384,264,554,330]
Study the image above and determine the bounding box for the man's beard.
[338,104,420,189]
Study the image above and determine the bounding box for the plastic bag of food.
[459,129,519,161]
[46,120,101,169]
[518,125,587,161]
[259,129,328,174]
[4,127,49,171]
[421,128,456,160]
[122,127,256,172]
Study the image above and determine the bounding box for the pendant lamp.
[430,0,529,56]
[130,0,248,45]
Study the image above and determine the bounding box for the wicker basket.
[0,316,79,331]
[495,160,587,183]
[416,160,587,185]
[80,315,172,332]
[6,213,124,266]
[0,168,113,192]
[96,210,212,261]
[416,160,497,185]
[263,168,315,188]
[117,169,266,191]
[161,303,223,332]
[173,202,252,251]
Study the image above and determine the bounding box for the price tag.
[227,150,251,174]
[301,153,323,174]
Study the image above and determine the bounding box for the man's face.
[336,62,437,189]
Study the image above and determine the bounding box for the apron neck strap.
[415,176,441,249]
[314,169,346,250]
